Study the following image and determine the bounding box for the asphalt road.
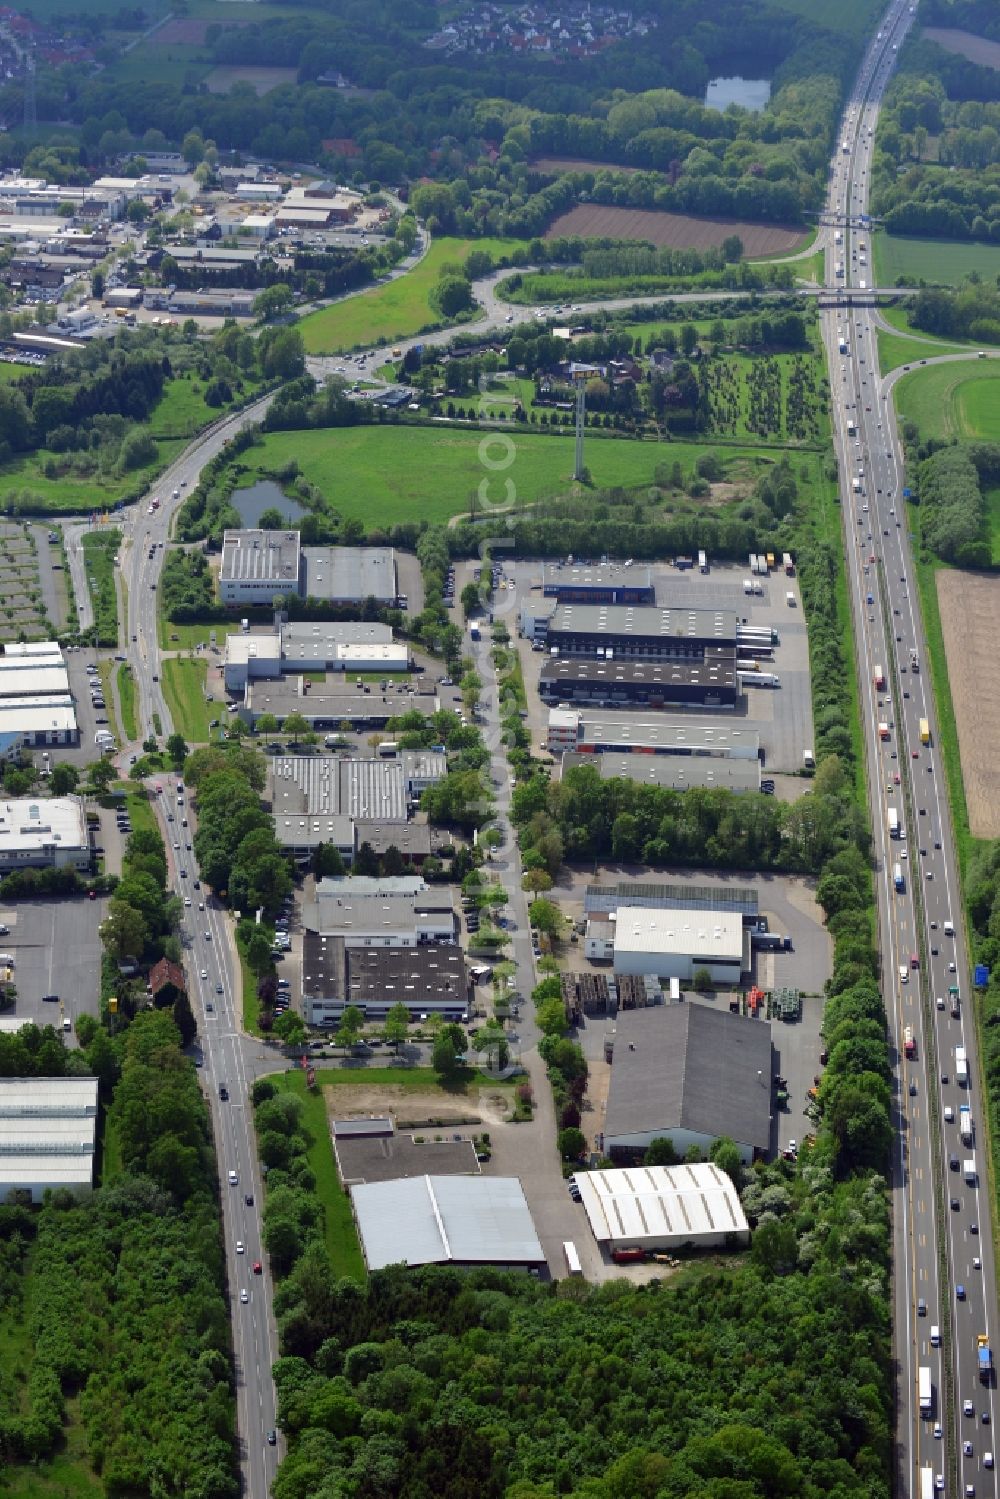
[822,7,999,1496]
[118,396,283,1499]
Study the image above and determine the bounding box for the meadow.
[893,361,1000,442]
[298,236,524,354]
[160,657,214,744]
[242,423,823,529]
[874,234,1000,287]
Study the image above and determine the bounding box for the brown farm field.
[204,64,298,94]
[936,569,1000,837]
[922,27,1000,69]
[543,204,807,254]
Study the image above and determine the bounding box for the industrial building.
[219,529,302,604]
[541,561,655,605]
[300,545,398,606]
[351,1175,545,1271]
[241,679,438,731]
[269,753,445,862]
[302,878,455,945]
[302,936,468,1023]
[576,1162,749,1252]
[562,751,760,795]
[603,1005,772,1164]
[584,879,759,924]
[608,906,747,984]
[0,796,90,871]
[0,641,77,750]
[0,1077,98,1203]
[540,652,739,710]
[223,620,406,691]
[547,709,759,760]
[545,603,738,659]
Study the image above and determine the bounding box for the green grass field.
[763,0,883,35]
[299,236,524,354]
[894,361,1000,442]
[161,657,214,743]
[986,487,1000,566]
[875,235,1000,287]
[158,615,237,651]
[244,424,805,528]
[117,661,137,741]
[876,329,969,372]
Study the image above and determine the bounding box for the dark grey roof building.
[604,1004,772,1164]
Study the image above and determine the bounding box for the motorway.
[822,6,998,1497]
[116,388,283,1499]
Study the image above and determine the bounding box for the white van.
[930,1325,940,1347]
[943,920,955,937]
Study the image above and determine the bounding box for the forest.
[0,1013,236,1496]
[873,51,1000,240]
[912,442,1000,567]
[909,284,1000,344]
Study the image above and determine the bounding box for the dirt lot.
[543,205,806,256]
[322,1083,515,1130]
[923,27,1000,70]
[204,65,298,95]
[936,569,1000,836]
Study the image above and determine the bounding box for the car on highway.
[267,1430,277,1446]
[200,968,208,979]
[240,1289,249,1304]
[965,1399,975,1416]
[228,1170,238,1185]
[236,1241,245,1255]
[253,1260,262,1274]
[245,1193,254,1206]
[957,1282,966,1297]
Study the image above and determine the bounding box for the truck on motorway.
[919,718,930,745]
[978,1334,993,1384]
[874,663,885,689]
[964,1157,977,1185]
[956,1046,969,1086]
[878,721,890,741]
[904,1025,915,1058]
[918,1365,932,1416]
[919,1468,934,1499]
[835,261,845,278]
[894,863,904,892]
[888,807,899,838]
[847,419,857,435]
[960,1105,973,1144]
[839,337,848,355]
[910,648,919,671]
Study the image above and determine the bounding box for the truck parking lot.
[0,894,103,1042]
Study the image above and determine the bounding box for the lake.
[704,76,771,113]
[230,479,306,527]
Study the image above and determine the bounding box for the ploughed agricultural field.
[922,27,1000,69]
[531,157,640,175]
[204,64,298,94]
[543,205,806,255]
[936,570,1000,838]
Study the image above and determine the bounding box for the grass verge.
[158,614,237,651]
[117,661,137,741]
[266,1068,366,1280]
[160,656,212,743]
[81,529,120,645]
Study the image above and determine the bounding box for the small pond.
[229,479,306,527]
[704,76,771,113]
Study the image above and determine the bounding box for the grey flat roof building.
[243,680,439,728]
[562,751,760,794]
[351,1175,545,1270]
[301,545,397,604]
[303,935,468,1020]
[540,651,738,706]
[0,1076,98,1202]
[604,1005,772,1163]
[220,529,301,602]
[585,879,759,922]
[280,620,394,666]
[542,561,655,603]
[548,602,738,650]
[269,755,408,824]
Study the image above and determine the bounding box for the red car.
[252,1260,262,1275]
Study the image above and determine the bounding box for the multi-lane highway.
[116,390,283,1499]
[822,7,998,1496]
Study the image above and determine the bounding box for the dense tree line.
[161,548,218,622]
[874,60,1000,241]
[188,743,291,915]
[914,443,999,567]
[910,284,1000,345]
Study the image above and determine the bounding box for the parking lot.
[0,894,104,1042]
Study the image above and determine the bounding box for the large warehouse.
[0,641,77,751]
[542,561,655,605]
[545,603,738,659]
[0,1076,98,1202]
[577,1162,749,1253]
[547,709,759,759]
[241,679,439,731]
[223,620,405,691]
[351,1175,545,1270]
[303,936,468,1023]
[219,528,399,607]
[562,751,760,795]
[611,907,747,984]
[603,1005,772,1163]
[540,652,739,710]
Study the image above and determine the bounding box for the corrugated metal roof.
[577,1162,748,1245]
[352,1175,544,1269]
